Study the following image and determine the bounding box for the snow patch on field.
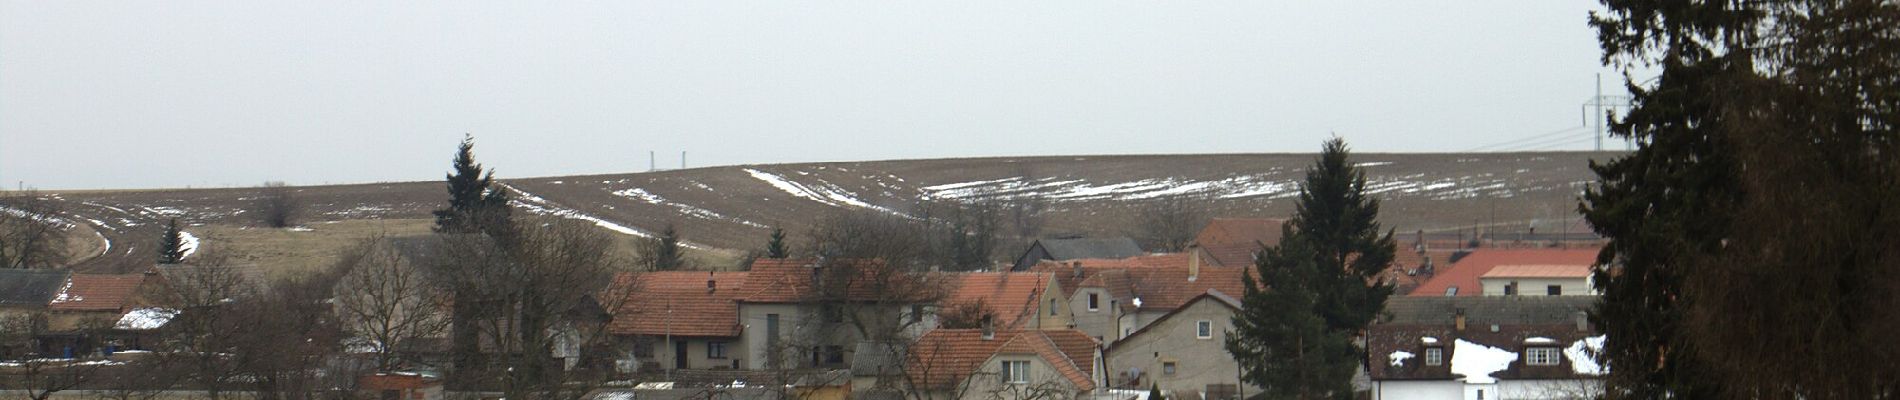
[506,184,653,238]
[178,230,200,260]
[744,169,906,216]
[612,188,767,228]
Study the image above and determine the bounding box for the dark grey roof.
[0,269,71,307]
[1379,295,1597,326]
[1037,238,1144,260]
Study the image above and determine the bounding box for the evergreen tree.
[1586,1,1898,397]
[1226,236,1357,400]
[1227,138,1395,399]
[766,228,789,259]
[432,134,511,235]
[1148,383,1166,400]
[647,223,684,271]
[1290,138,1396,333]
[157,218,185,264]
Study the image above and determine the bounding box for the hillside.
[33,152,1619,275]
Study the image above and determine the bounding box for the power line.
[1464,125,1589,152]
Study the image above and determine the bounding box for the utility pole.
[649,151,656,172]
[1594,74,1604,151]
[681,151,686,170]
[1584,73,1633,151]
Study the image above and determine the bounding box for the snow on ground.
[286,226,315,232]
[116,308,179,330]
[1565,335,1608,374]
[1390,350,1415,367]
[95,231,111,256]
[179,231,200,260]
[744,169,906,216]
[611,187,767,228]
[1451,339,1518,384]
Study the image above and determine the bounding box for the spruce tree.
[648,223,684,271]
[432,134,511,234]
[1148,383,1167,400]
[1585,1,1898,397]
[1289,139,1396,332]
[766,228,789,259]
[157,218,185,264]
[1227,138,1394,399]
[1228,228,1359,400]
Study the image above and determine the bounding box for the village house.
[1029,251,1247,345]
[1011,238,1145,271]
[1409,249,1599,297]
[903,328,1102,400]
[0,269,70,358]
[737,258,943,370]
[1103,290,1253,400]
[608,271,751,372]
[942,272,1069,331]
[1368,296,1603,400]
[42,272,166,356]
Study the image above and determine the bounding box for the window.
[1547,285,1563,296]
[1476,389,1485,400]
[1195,321,1213,339]
[1504,281,1518,296]
[708,342,728,359]
[1445,287,1459,296]
[1002,361,1031,384]
[1526,347,1560,366]
[381,390,401,400]
[1088,293,1100,311]
[824,345,846,364]
[1162,361,1178,376]
[1051,299,1058,316]
[766,314,780,344]
[1425,348,1443,366]
[911,304,925,324]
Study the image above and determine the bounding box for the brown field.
[31,152,1619,274]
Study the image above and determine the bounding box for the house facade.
[607,271,751,372]
[1104,291,1253,399]
[1369,296,1604,400]
[905,329,1102,400]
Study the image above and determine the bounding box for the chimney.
[1188,245,1202,281]
[981,315,996,340]
[1072,261,1083,279]
[1454,308,1467,331]
[1422,255,1435,277]
[707,271,717,294]
[1574,311,1589,332]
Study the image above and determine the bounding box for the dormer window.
[1424,347,1444,366]
[1525,347,1560,366]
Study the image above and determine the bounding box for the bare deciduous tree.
[333,234,450,372]
[430,218,630,399]
[250,181,299,228]
[1130,194,1207,252]
[0,191,71,269]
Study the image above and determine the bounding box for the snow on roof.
[1566,335,1608,375]
[1525,336,1557,345]
[1389,350,1415,367]
[1421,336,1440,345]
[115,308,178,330]
[1451,339,1518,384]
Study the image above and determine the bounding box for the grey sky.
[3,1,1626,190]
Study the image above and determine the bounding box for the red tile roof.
[1193,218,1287,248]
[945,272,1054,330]
[740,258,941,304]
[907,329,1097,391]
[48,274,150,312]
[608,271,749,337]
[1410,248,1600,297]
[1030,253,1246,312]
[1482,265,1593,279]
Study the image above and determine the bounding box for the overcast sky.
[2,1,1631,190]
